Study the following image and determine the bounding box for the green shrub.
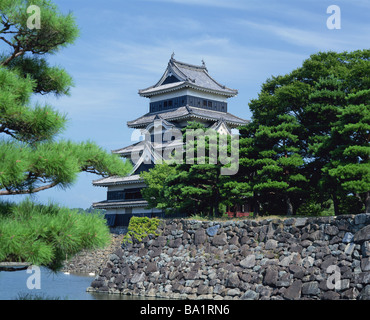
[123,216,160,244]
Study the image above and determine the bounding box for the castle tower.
[92,55,249,226]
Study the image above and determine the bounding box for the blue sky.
[4,0,370,209]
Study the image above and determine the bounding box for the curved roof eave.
[139,82,238,98]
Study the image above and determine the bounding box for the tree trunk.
[214,190,220,217]
[254,197,260,217]
[286,196,293,216]
[333,193,340,216]
[208,204,213,217]
[365,191,370,214]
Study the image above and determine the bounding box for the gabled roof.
[209,119,231,135]
[113,140,183,157]
[139,55,238,98]
[129,141,161,174]
[112,141,143,157]
[127,105,249,129]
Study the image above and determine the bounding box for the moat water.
[0,267,142,300]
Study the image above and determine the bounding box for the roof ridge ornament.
[185,105,191,113]
[171,52,175,60]
[201,58,208,71]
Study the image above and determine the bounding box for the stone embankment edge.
[62,228,127,275]
[87,215,370,300]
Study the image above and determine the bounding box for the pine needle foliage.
[0,0,132,196]
[0,199,110,271]
[0,0,131,267]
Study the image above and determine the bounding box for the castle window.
[203,100,207,107]
[125,188,143,200]
[208,101,212,108]
[168,100,173,107]
[107,190,125,201]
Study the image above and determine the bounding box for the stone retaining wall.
[87,214,370,300]
[62,233,125,275]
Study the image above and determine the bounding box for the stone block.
[322,291,340,300]
[354,225,370,243]
[302,281,320,295]
[211,233,227,246]
[265,239,278,250]
[362,241,370,257]
[295,218,308,227]
[241,290,259,300]
[283,280,302,300]
[325,225,339,236]
[240,255,256,268]
[342,232,354,243]
[194,229,207,245]
[263,266,278,286]
[130,272,145,284]
[355,214,367,225]
[361,257,370,271]
[226,272,240,288]
[206,225,220,237]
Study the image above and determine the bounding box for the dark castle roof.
[139,55,238,98]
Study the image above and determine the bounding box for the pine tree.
[0,0,131,269]
[246,115,307,215]
[142,122,243,217]
[239,49,370,215]
[307,75,348,215]
[0,0,131,196]
[238,122,261,215]
[328,89,370,212]
[140,162,177,211]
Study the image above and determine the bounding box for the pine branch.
[1,48,25,66]
[0,182,58,195]
[0,125,17,139]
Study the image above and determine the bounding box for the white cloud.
[236,19,361,51]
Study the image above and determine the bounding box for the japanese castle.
[92,54,249,226]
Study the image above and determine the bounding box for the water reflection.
[0,267,143,300]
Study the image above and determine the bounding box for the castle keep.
[92,55,249,226]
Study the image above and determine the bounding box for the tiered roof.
[93,174,143,187]
[127,105,248,129]
[92,200,148,209]
[139,55,238,98]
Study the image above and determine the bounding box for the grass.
[187,213,292,222]
[15,292,66,300]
